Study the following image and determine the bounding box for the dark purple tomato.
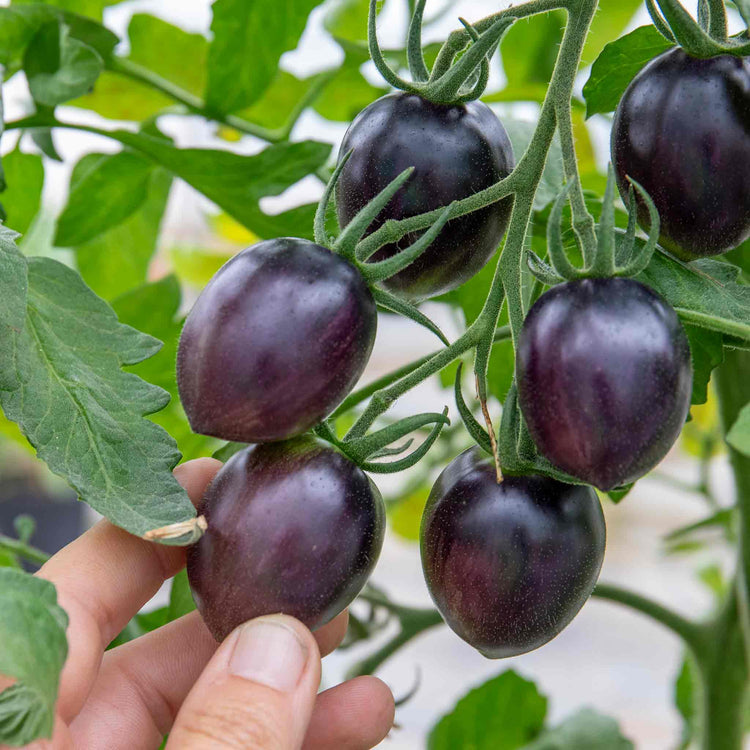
[611,49,750,258]
[336,93,514,300]
[187,438,385,641]
[177,238,376,443]
[420,448,605,658]
[517,278,692,491]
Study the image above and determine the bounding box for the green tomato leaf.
[727,403,750,456]
[636,251,750,342]
[30,129,63,162]
[13,0,122,22]
[324,0,369,43]
[0,569,68,747]
[429,670,547,750]
[582,0,644,66]
[107,130,330,240]
[0,148,44,236]
[0,225,28,336]
[522,708,633,749]
[55,150,155,247]
[501,12,566,89]
[72,13,208,120]
[206,0,326,114]
[582,26,674,118]
[75,166,172,302]
[684,325,724,406]
[314,52,387,122]
[674,657,696,749]
[0,255,196,539]
[0,5,117,68]
[23,21,103,107]
[238,70,317,130]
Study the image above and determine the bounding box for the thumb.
[167,614,321,750]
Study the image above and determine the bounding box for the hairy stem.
[349,591,444,677]
[592,583,706,653]
[714,349,750,668]
[334,326,512,418]
[109,58,284,142]
[555,103,598,265]
[0,534,50,566]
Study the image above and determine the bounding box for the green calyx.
[527,165,660,286]
[313,407,450,474]
[649,0,750,57]
[368,0,516,105]
[314,153,452,347]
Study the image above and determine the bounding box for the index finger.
[40,457,222,722]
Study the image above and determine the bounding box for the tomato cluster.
[179,53,704,656]
[178,92,518,641]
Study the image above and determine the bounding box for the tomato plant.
[0,0,748,747]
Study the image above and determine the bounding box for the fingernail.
[229,617,308,692]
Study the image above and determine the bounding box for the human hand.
[29,458,395,749]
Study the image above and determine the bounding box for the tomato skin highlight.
[336,93,515,300]
[177,238,377,443]
[420,448,605,658]
[187,438,385,641]
[611,49,750,259]
[517,277,692,491]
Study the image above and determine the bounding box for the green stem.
[430,0,567,79]
[0,534,50,566]
[695,589,747,750]
[592,583,706,653]
[714,349,750,668]
[355,171,520,262]
[333,326,512,419]
[109,58,285,142]
[349,592,444,677]
[706,0,728,40]
[344,329,479,440]
[555,103,597,265]
[492,0,597,350]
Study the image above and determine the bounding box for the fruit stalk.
[695,590,747,750]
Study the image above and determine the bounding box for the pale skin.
[20,458,395,750]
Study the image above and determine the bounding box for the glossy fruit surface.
[177,238,377,443]
[420,448,605,658]
[517,277,692,491]
[187,438,385,641]
[336,93,514,300]
[611,49,750,258]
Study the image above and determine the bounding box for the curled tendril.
[358,407,450,473]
